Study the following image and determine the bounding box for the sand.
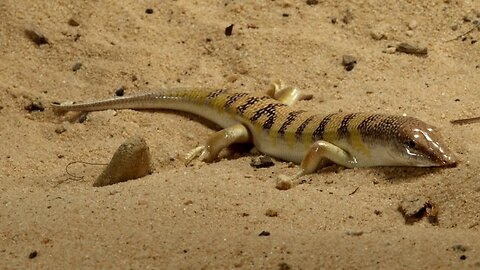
[1,0,480,269]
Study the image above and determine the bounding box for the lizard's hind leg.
[266,80,313,106]
[185,124,251,165]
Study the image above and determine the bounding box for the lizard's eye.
[405,140,416,148]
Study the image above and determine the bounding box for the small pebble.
[68,18,80,27]
[383,46,397,54]
[225,24,234,36]
[28,250,38,259]
[72,62,82,72]
[258,231,270,236]
[342,55,357,71]
[115,86,125,96]
[78,112,88,123]
[93,135,153,187]
[276,179,292,190]
[250,156,274,168]
[452,244,468,252]
[145,8,154,14]
[407,20,418,30]
[306,0,318,5]
[265,209,278,217]
[396,42,428,55]
[25,101,44,112]
[24,29,49,45]
[54,125,66,134]
[342,9,353,24]
[370,30,385,40]
[398,195,437,225]
[278,262,292,270]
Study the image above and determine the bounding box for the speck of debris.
[225,24,234,36]
[282,13,290,17]
[28,250,38,259]
[278,262,292,270]
[184,200,193,205]
[374,210,382,216]
[131,74,138,82]
[145,8,154,14]
[396,42,428,56]
[342,55,357,71]
[398,196,438,225]
[25,101,44,112]
[276,179,292,190]
[265,209,278,217]
[115,86,125,96]
[72,62,82,72]
[342,9,354,24]
[454,98,460,102]
[250,155,274,168]
[460,255,467,260]
[25,29,49,45]
[306,0,319,5]
[206,37,212,42]
[258,231,270,236]
[93,135,153,187]
[68,18,80,27]
[452,244,468,252]
[330,17,337,24]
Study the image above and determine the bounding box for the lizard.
[52,82,457,180]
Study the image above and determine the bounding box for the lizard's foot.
[184,124,251,166]
[184,145,213,165]
[266,80,312,106]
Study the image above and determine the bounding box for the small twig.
[348,187,360,196]
[450,116,480,125]
[446,21,480,42]
[65,160,107,179]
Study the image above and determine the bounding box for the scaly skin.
[52,86,457,178]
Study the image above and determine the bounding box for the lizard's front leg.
[283,140,356,180]
[185,123,251,164]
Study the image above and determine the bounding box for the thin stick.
[450,116,480,125]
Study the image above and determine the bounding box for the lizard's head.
[393,119,456,167]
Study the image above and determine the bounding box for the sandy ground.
[1,0,480,269]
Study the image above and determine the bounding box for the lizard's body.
[53,84,456,179]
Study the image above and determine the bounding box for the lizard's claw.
[184,145,213,165]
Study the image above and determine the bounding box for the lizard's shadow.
[367,166,447,183]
